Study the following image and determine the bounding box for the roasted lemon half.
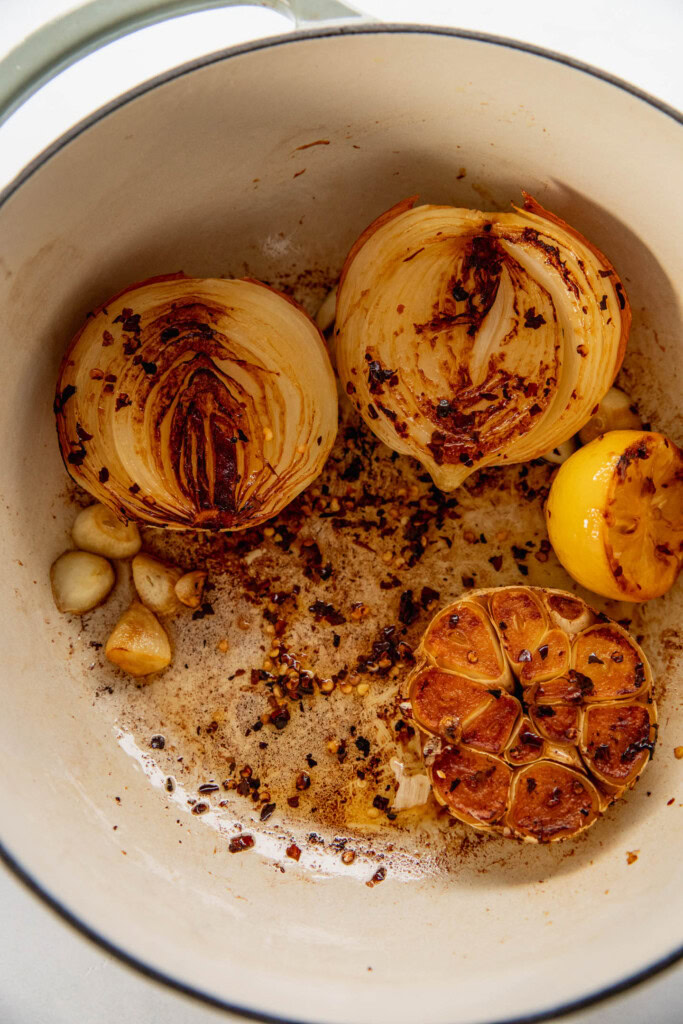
[546,430,683,602]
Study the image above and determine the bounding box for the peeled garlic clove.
[541,437,577,465]
[578,387,641,445]
[175,570,207,608]
[50,550,115,614]
[132,553,182,615]
[72,503,141,559]
[315,284,338,334]
[105,600,171,677]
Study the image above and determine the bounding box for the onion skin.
[336,194,630,490]
[55,274,337,530]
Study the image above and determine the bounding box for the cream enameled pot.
[0,3,682,1022]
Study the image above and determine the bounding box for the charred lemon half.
[408,586,656,842]
[546,430,683,602]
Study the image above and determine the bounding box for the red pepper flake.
[260,802,276,822]
[366,867,387,887]
[287,795,300,808]
[488,555,503,571]
[295,772,311,791]
[398,589,420,625]
[286,843,301,860]
[229,835,254,853]
[667,798,675,806]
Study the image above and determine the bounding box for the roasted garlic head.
[408,586,656,841]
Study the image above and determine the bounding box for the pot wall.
[0,28,681,1024]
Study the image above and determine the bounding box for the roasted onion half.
[336,195,630,490]
[55,274,338,530]
[407,586,656,842]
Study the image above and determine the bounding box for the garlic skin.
[72,503,141,559]
[132,553,182,615]
[105,600,171,677]
[175,570,207,608]
[336,194,630,491]
[578,387,641,445]
[50,550,115,614]
[389,758,431,811]
[55,274,338,531]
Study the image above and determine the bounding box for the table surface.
[1,2,681,1022]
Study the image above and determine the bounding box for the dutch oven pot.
[0,2,681,1022]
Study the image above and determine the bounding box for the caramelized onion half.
[409,586,656,841]
[55,274,337,530]
[336,194,630,489]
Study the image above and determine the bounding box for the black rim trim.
[0,21,681,1024]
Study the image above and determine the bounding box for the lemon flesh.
[546,430,683,602]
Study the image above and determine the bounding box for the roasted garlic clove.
[175,570,207,608]
[427,744,512,827]
[72,503,141,559]
[50,550,115,614]
[578,387,641,445]
[132,553,182,615]
[507,762,601,842]
[105,600,171,677]
[581,703,656,792]
[423,601,510,685]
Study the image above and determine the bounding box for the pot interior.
[0,27,681,1024]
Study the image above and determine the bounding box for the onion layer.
[336,195,630,489]
[55,274,337,530]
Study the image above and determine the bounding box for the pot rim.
[1,22,681,1024]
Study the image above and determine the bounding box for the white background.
[0,1,681,1022]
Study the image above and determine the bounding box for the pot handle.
[0,0,370,126]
